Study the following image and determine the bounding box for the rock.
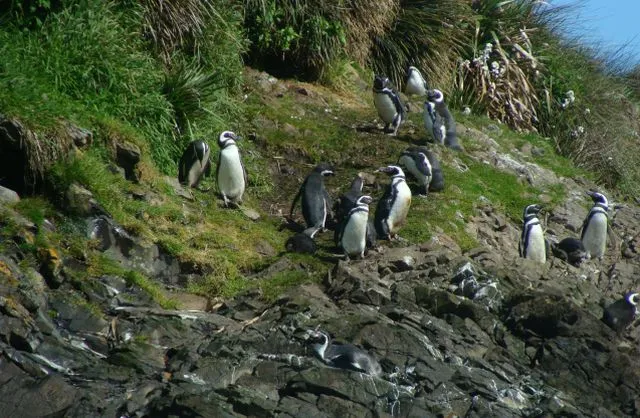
[115,141,141,182]
[163,175,193,200]
[38,247,64,289]
[0,185,20,204]
[65,122,92,148]
[240,206,261,221]
[65,182,106,216]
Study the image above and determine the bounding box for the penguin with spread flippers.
[216,131,246,207]
[337,195,373,259]
[290,163,334,230]
[427,89,462,151]
[374,165,411,240]
[178,140,211,189]
[602,291,638,333]
[373,75,406,136]
[404,66,428,97]
[519,204,546,263]
[306,330,382,376]
[581,191,609,259]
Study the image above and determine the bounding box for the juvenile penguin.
[178,140,211,188]
[290,163,335,230]
[398,148,433,196]
[602,291,638,333]
[374,165,412,240]
[519,204,546,263]
[424,98,445,144]
[373,75,406,136]
[216,131,246,207]
[551,237,588,267]
[285,226,321,255]
[337,195,373,259]
[307,330,382,376]
[580,191,609,259]
[405,146,444,192]
[427,89,462,151]
[404,66,428,97]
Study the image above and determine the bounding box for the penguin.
[307,330,382,376]
[337,195,373,259]
[424,99,445,145]
[216,131,246,207]
[580,191,609,259]
[404,66,428,97]
[285,226,321,255]
[602,291,638,333]
[551,237,588,267]
[427,89,462,151]
[518,204,546,263]
[178,140,211,188]
[398,148,432,196]
[290,163,334,230]
[372,75,406,136]
[334,174,364,227]
[404,146,444,192]
[374,165,411,240]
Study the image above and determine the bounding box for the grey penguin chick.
[372,75,406,136]
[602,291,638,333]
[216,131,247,207]
[581,191,609,259]
[178,140,211,188]
[404,66,428,97]
[290,163,335,230]
[519,204,546,263]
[427,89,462,151]
[551,237,588,266]
[285,226,321,254]
[307,330,382,376]
[374,165,411,240]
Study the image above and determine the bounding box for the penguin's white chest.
[341,210,369,257]
[218,147,245,200]
[374,93,398,124]
[388,181,411,233]
[524,223,546,263]
[406,75,427,96]
[582,212,607,258]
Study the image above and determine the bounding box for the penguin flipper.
[215,150,222,193]
[204,159,212,178]
[178,156,187,185]
[290,184,304,218]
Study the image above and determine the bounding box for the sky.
[550,0,640,69]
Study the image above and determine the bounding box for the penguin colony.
[176,66,637,352]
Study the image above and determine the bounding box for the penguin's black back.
[285,233,317,254]
[602,298,635,333]
[302,173,329,228]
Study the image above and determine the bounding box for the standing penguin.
[404,66,428,97]
[398,148,432,196]
[373,75,406,136]
[337,195,373,259]
[374,165,412,240]
[427,89,462,151]
[424,99,445,144]
[334,174,364,226]
[290,163,335,230]
[581,191,609,259]
[602,291,638,333]
[178,140,211,188]
[519,204,546,263]
[216,131,246,207]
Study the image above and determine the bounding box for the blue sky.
[551,0,640,68]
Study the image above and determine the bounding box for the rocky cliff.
[0,69,639,417]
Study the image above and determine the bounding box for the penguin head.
[218,131,239,148]
[376,165,405,177]
[373,75,389,90]
[427,89,444,103]
[349,174,364,192]
[407,66,420,78]
[586,191,608,208]
[625,292,639,306]
[313,163,335,177]
[523,204,542,218]
[356,195,373,206]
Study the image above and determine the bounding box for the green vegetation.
[1,0,639,303]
